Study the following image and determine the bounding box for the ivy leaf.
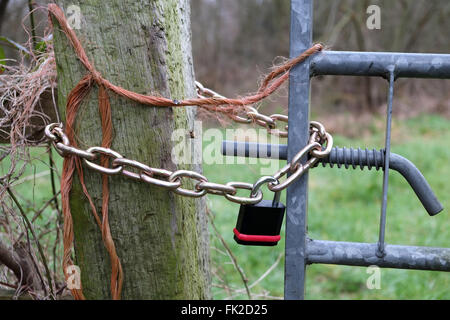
[35,40,47,54]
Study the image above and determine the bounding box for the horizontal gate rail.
[306,239,450,272]
[221,142,444,217]
[310,51,450,79]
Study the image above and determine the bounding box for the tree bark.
[52,0,210,299]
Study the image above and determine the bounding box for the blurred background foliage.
[1,0,449,123]
[190,0,449,134]
[191,0,449,300]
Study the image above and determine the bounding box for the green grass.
[0,146,63,278]
[1,147,60,207]
[204,113,449,300]
[1,113,448,299]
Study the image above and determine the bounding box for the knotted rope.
[48,3,323,300]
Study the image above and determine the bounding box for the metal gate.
[222,0,450,299]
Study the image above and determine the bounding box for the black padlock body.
[234,199,285,246]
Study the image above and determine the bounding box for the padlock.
[233,187,285,246]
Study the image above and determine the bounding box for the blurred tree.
[191,0,449,116]
[0,0,10,33]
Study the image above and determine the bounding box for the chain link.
[195,181,237,196]
[45,82,333,205]
[195,81,289,136]
[83,147,124,175]
[169,170,209,198]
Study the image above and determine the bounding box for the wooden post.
[52,0,210,299]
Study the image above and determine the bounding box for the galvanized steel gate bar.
[284,0,450,299]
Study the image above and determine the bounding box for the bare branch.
[5,186,54,297]
[206,207,252,299]
[0,239,41,292]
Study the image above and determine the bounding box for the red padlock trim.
[233,228,281,243]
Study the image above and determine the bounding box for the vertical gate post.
[284,0,313,300]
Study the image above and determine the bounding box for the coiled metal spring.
[316,147,386,171]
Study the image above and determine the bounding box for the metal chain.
[195,81,289,137]
[45,119,332,205]
[46,82,332,205]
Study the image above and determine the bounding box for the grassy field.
[205,113,449,300]
[1,113,448,299]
